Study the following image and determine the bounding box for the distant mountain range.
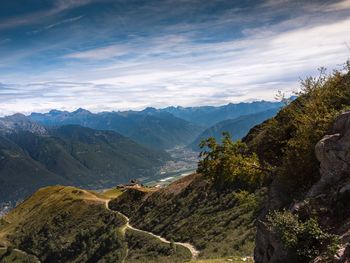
[0,114,168,204]
[162,100,284,127]
[190,108,280,150]
[29,100,284,150]
[30,108,203,150]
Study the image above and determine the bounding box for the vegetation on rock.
[251,63,350,262]
[267,210,339,262]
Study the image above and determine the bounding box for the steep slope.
[0,116,169,204]
[109,174,266,259]
[30,108,203,150]
[241,66,350,262]
[0,186,191,263]
[163,101,284,127]
[190,108,280,150]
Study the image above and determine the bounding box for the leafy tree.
[197,132,270,190]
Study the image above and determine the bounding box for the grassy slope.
[125,228,191,263]
[109,174,266,259]
[0,186,192,263]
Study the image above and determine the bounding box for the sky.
[0,0,350,115]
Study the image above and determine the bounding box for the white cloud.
[1,0,350,115]
[326,0,350,11]
[28,16,84,35]
[56,17,350,109]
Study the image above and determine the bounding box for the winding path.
[104,200,200,260]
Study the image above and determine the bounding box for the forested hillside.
[109,173,266,259]
[0,116,168,204]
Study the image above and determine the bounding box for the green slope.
[109,174,266,259]
[0,186,191,263]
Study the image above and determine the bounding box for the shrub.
[267,210,339,261]
[233,190,259,213]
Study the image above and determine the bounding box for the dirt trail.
[102,199,200,259]
[86,190,200,259]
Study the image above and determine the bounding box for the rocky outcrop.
[0,114,47,135]
[309,112,350,198]
[254,111,350,263]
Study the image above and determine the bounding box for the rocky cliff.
[255,111,350,263]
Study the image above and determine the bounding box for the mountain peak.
[48,109,65,115]
[142,107,158,113]
[72,108,91,115]
[5,113,27,121]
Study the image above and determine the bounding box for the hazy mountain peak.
[142,107,158,113]
[4,113,27,121]
[72,108,91,115]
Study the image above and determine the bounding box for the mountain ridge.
[29,109,203,150]
[162,100,284,127]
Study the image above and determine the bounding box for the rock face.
[254,111,350,263]
[309,112,350,198]
[0,114,47,135]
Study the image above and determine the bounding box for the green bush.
[267,210,339,261]
[233,190,259,213]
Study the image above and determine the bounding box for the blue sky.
[1,0,350,115]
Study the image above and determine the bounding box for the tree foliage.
[197,132,270,190]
